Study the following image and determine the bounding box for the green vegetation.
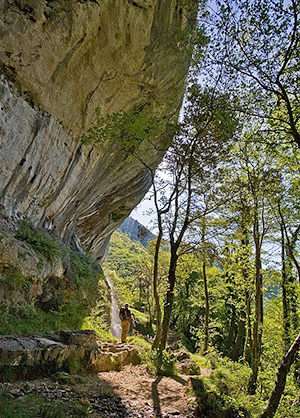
[190,353,211,370]
[102,3,299,411]
[16,221,62,262]
[0,265,27,290]
[82,104,175,155]
[1,2,299,418]
[0,223,110,337]
[103,230,169,334]
[127,335,152,349]
[188,373,252,418]
[103,231,147,307]
[0,392,90,418]
[104,221,299,417]
[81,306,116,343]
[103,231,151,311]
[51,371,84,385]
[186,347,300,418]
[144,349,177,377]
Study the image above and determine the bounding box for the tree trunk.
[248,215,263,395]
[146,286,153,329]
[286,258,299,338]
[231,316,245,361]
[152,230,163,349]
[260,333,300,418]
[202,259,209,354]
[159,251,178,350]
[224,254,237,354]
[281,223,290,350]
[278,206,300,339]
[243,289,253,365]
[240,233,253,365]
[225,304,236,354]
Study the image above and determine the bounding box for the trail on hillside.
[0,365,197,418]
[97,365,195,417]
[106,275,122,339]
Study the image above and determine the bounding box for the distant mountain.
[118,217,155,247]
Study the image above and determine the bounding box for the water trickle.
[106,275,121,339]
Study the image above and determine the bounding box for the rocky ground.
[0,365,197,418]
[0,332,207,417]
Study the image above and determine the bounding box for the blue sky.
[131,191,154,229]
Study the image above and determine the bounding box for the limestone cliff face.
[0,0,195,260]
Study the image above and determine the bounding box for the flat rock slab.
[0,330,140,380]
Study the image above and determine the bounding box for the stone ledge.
[0,330,141,380]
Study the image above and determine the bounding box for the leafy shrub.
[191,352,211,370]
[146,349,177,376]
[81,304,115,342]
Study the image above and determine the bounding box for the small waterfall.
[106,275,121,339]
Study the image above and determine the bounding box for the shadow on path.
[170,375,187,385]
[152,375,163,417]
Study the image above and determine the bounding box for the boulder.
[89,342,141,372]
[174,349,199,375]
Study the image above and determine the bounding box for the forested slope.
[103,227,300,418]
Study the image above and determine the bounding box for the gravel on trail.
[0,365,197,418]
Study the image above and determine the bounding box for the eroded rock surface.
[0,0,196,260]
[0,330,141,379]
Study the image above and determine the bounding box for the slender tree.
[260,333,300,418]
[152,84,238,350]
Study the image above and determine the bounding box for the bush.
[81,307,115,342]
[146,349,177,376]
[82,105,173,154]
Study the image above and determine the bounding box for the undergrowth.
[188,347,300,418]
[144,349,177,376]
[0,392,90,418]
[0,223,111,336]
[0,265,27,290]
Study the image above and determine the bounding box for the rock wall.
[0,0,196,260]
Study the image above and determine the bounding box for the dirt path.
[91,365,196,417]
[0,365,196,418]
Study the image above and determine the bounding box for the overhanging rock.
[0,0,197,260]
